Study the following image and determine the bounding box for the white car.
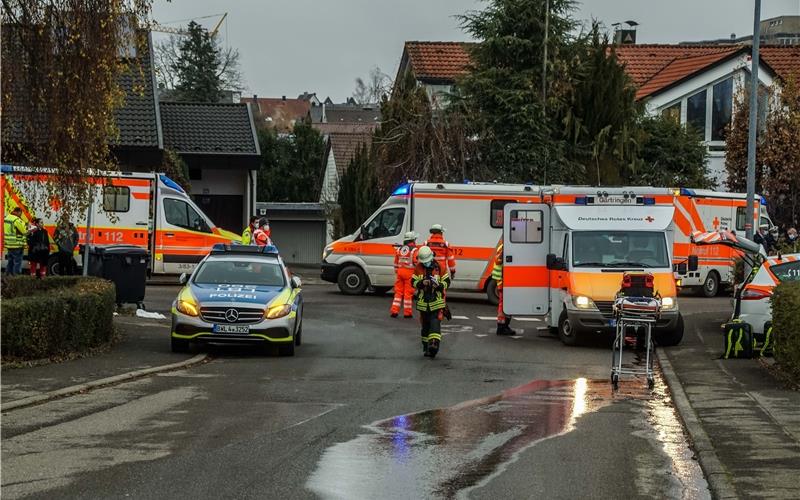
[735,253,800,334]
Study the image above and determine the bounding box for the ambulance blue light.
[392,184,410,196]
[760,195,767,206]
[160,175,185,194]
[680,188,695,196]
[1,164,14,173]
[575,196,588,205]
[643,197,656,205]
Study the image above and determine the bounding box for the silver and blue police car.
[170,244,303,355]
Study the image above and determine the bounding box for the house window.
[662,102,681,124]
[102,186,130,212]
[490,199,515,228]
[686,90,707,138]
[711,78,733,141]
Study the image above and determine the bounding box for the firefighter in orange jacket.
[391,231,418,318]
[493,242,516,336]
[412,246,451,358]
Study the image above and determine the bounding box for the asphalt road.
[2,285,725,499]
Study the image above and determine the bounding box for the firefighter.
[241,216,258,245]
[391,231,418,318]
[4,207,27,276]
[252,218,271,247]
[412,245,451,358]
[424,224,456,276]
[492,242,516,336]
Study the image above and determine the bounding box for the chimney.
[253,94,260,113]
[282,95,286,101]
[730,33,736,40]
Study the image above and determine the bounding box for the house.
[240,95,311,132]
[391,40,800,188]
[683,15,800,46]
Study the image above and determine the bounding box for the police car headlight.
[661,297,677,310]
[322,245,333,261]
[265,303,292,319]
[176,299,200,317]
[572,295,597,310]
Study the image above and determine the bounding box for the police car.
[170,244,303,355]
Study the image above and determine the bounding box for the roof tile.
[159,102,258,155]
[404,41,473,83]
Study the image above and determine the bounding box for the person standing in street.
[424,224,456,320]
[54,216,79,275]
[241,215,258,245]
[412,245,451,358]
[4,207,27,276]
[492,242,516,336]
[26,218,50,278]
[391,231,418,318]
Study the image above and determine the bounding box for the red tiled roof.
[761,46,800,81]
[403,41,473,83]
[632,48,741,99]
[328,131,373,176]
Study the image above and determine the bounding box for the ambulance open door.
[502,203,551,316]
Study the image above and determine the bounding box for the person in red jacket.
[391,231,418,318]
[424,224,456,277]
[252,218,272,247]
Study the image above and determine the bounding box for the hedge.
[1,276,116,360]
[771,281,800,380]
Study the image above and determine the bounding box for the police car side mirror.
[688,255,699,272]
[179,273,188,285]
[546,254,565,271]
[291,276,302,289]
[676,262,688,275]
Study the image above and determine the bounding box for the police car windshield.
[193,260,285,287]
[572,231,669,269]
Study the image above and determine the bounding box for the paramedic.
[411,246,451,358]
[492,243,516,336]
[391,231,418,318]
[241,216,258,245]
[424,224,456,277]
[4,207,27,276]
[252,218,271,247]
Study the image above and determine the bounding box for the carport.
[257,202,327,265]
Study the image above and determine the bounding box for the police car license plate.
[607,319,617,327]
[213,324,250,334]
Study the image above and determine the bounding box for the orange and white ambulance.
[1,165,240,274]
[671,188,772,297]
[501,186,687,346]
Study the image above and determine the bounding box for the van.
[1,165,239,275]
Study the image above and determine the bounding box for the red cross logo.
[645,216,654,223]
[713,216,720,229]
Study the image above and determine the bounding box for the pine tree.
[257,119,326,202]
[173,21,223,102]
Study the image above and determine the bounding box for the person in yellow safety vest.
[241,216,258,245]
[492,242,516,336]
[411,245,451,358]
[391,231,418,318]
[4,207,27,276]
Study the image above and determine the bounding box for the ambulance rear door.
[502,203,551,315]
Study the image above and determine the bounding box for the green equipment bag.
[723,321,755,359]
[754,321,774,357]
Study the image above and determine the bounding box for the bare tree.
[352,66,392,105]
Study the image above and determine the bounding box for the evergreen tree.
[636,116,712,188]
[257,119,326,202]
[173,21,223,102]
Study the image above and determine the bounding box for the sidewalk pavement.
[1,315,191,406]
[665,309,800,499]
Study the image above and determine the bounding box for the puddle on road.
[307,376,707,499]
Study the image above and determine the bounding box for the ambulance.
[671,188,773,297]
[501,187,688,346]
[321,182,544,301]
[1,165,240,275]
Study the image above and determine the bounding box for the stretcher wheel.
[611,373,619,390]
[647,377,655,389]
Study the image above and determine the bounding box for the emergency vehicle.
[1,165,240,275]
[672,188,773,297]
[501,187,687,346]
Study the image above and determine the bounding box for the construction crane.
[150,12,228,37]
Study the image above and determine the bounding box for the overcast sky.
[151,0,800,101]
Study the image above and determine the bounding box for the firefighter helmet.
[403,231,417,243]
[417,245,434,264]
[430,224,444,233]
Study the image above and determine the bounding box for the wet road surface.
[1,285,718,499]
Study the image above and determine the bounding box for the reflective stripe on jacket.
[241,226,252,245]
[491,243,503,282]
[411,261,451,311]
[4,215,27,249]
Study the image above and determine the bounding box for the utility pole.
[542,0,549,186]
[745,0,761,240]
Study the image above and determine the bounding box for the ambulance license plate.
[213,324,250,334]
[607,319,617,327]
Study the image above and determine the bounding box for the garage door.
[269,220,326,265]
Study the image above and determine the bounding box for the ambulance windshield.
[572,231,669,269]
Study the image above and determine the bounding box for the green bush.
[1,276,116,360]
[771,281,800,379]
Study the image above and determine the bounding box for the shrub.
[771,281,800,379]
[1,276,116,360]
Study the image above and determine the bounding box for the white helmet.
[417,245,434,264]
[430,223,444,233]
[403,231,417,242]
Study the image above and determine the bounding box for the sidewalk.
[1,315,192,405]
[666,309,800,499]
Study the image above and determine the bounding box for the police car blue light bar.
[211,243,279,255]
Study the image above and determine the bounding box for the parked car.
[735,253,800,334]
[171,244,303,355]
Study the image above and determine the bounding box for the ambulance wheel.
[655,315,684,346]
[171,338,190,353]
[558,311,582,346]
[338,265,368,295]
[47,254,61,275]
[700,271,720,297]
[486,280,499,306]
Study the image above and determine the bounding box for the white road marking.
[513,318,541,322]
[477,316,497,321]
[451,315,470,320]
[510,335,523,339]
[475,334,488,338]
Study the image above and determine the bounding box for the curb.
[1,353,209,412]
[657,350,739,499]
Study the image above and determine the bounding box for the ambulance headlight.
[661,297,677,310]
[572,295,597,310]
[322,245,333,261]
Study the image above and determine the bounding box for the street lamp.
[745,0,761,240]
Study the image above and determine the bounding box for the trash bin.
[87,245,150,308]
